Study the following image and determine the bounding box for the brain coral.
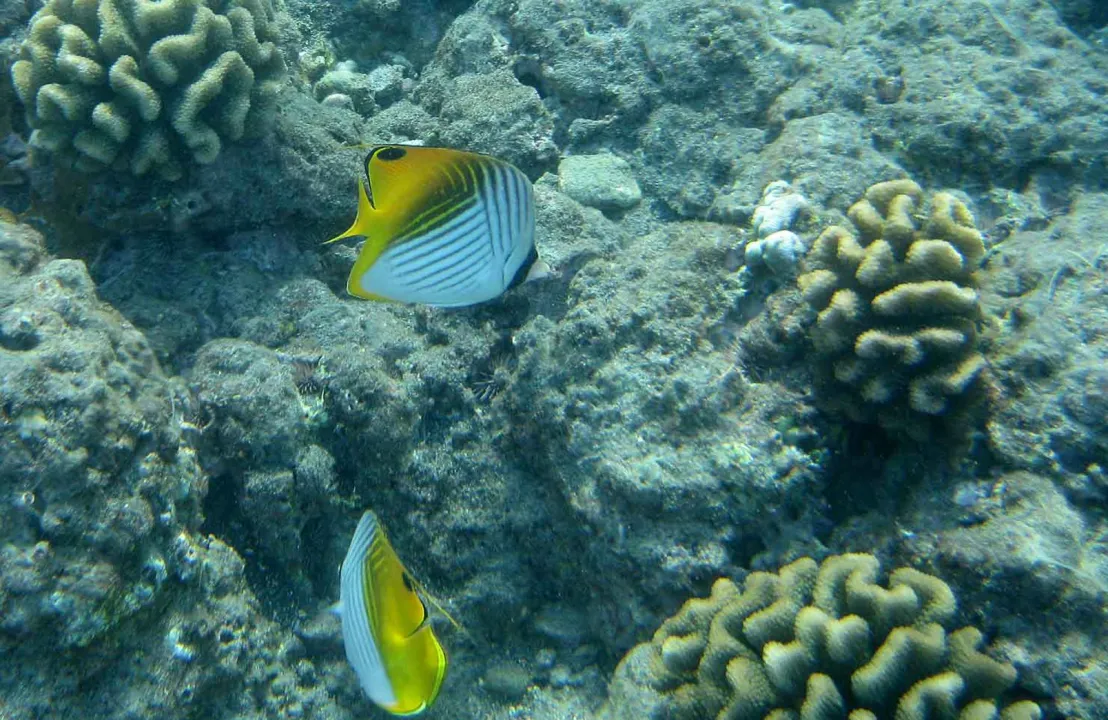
[10,0,286,180]
[600,554,1041,720]
[796,180,988,439]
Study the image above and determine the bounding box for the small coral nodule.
[10,0,288,179]
[600,553,1041,720]
[796,179,988,439]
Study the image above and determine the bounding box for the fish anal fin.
[348,288,397,303]
[345,237,399,303]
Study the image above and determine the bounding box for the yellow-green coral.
[10,0,286,179]
[599,553,1040,720]
[796,179,987,438]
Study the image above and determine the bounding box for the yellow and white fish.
[338,510,447,716]
[326,144,548,307]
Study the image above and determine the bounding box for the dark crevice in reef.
[200,473,246,556]
[823,424,903,524]
[300,515,335,601]
[201,473,303,625]
[1056,1,1108,33]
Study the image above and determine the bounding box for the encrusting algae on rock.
[598,553,1041,720]
[797,179,989,441]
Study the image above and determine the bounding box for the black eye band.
[375,146,407,162]
[364,147,408,197]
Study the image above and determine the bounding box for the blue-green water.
[1,1,1105,718]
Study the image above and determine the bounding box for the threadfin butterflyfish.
[338,510,447,716]
[326,144,548,307]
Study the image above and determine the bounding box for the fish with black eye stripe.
[335,510,451,715]
[327,145,551,307]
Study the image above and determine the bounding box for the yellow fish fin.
[404,571,468,638]
[324,177,376,245]
[400,623,448,714]
[365,530,428,639]
[381,623,447,717]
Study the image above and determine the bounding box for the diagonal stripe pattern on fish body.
[327,145,549,307]
[338,510,447,715]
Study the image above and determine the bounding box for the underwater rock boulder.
[976,192,1108,492]
[507,218,827,646]
[187,339,345,600]
[558,153,643,212]
[0,217,195,704]
[188,339,313,475]
[0,219,198,645]
[430,67,558,177]
[0,217,366,719]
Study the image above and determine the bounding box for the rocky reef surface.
[1,0,1106,719]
